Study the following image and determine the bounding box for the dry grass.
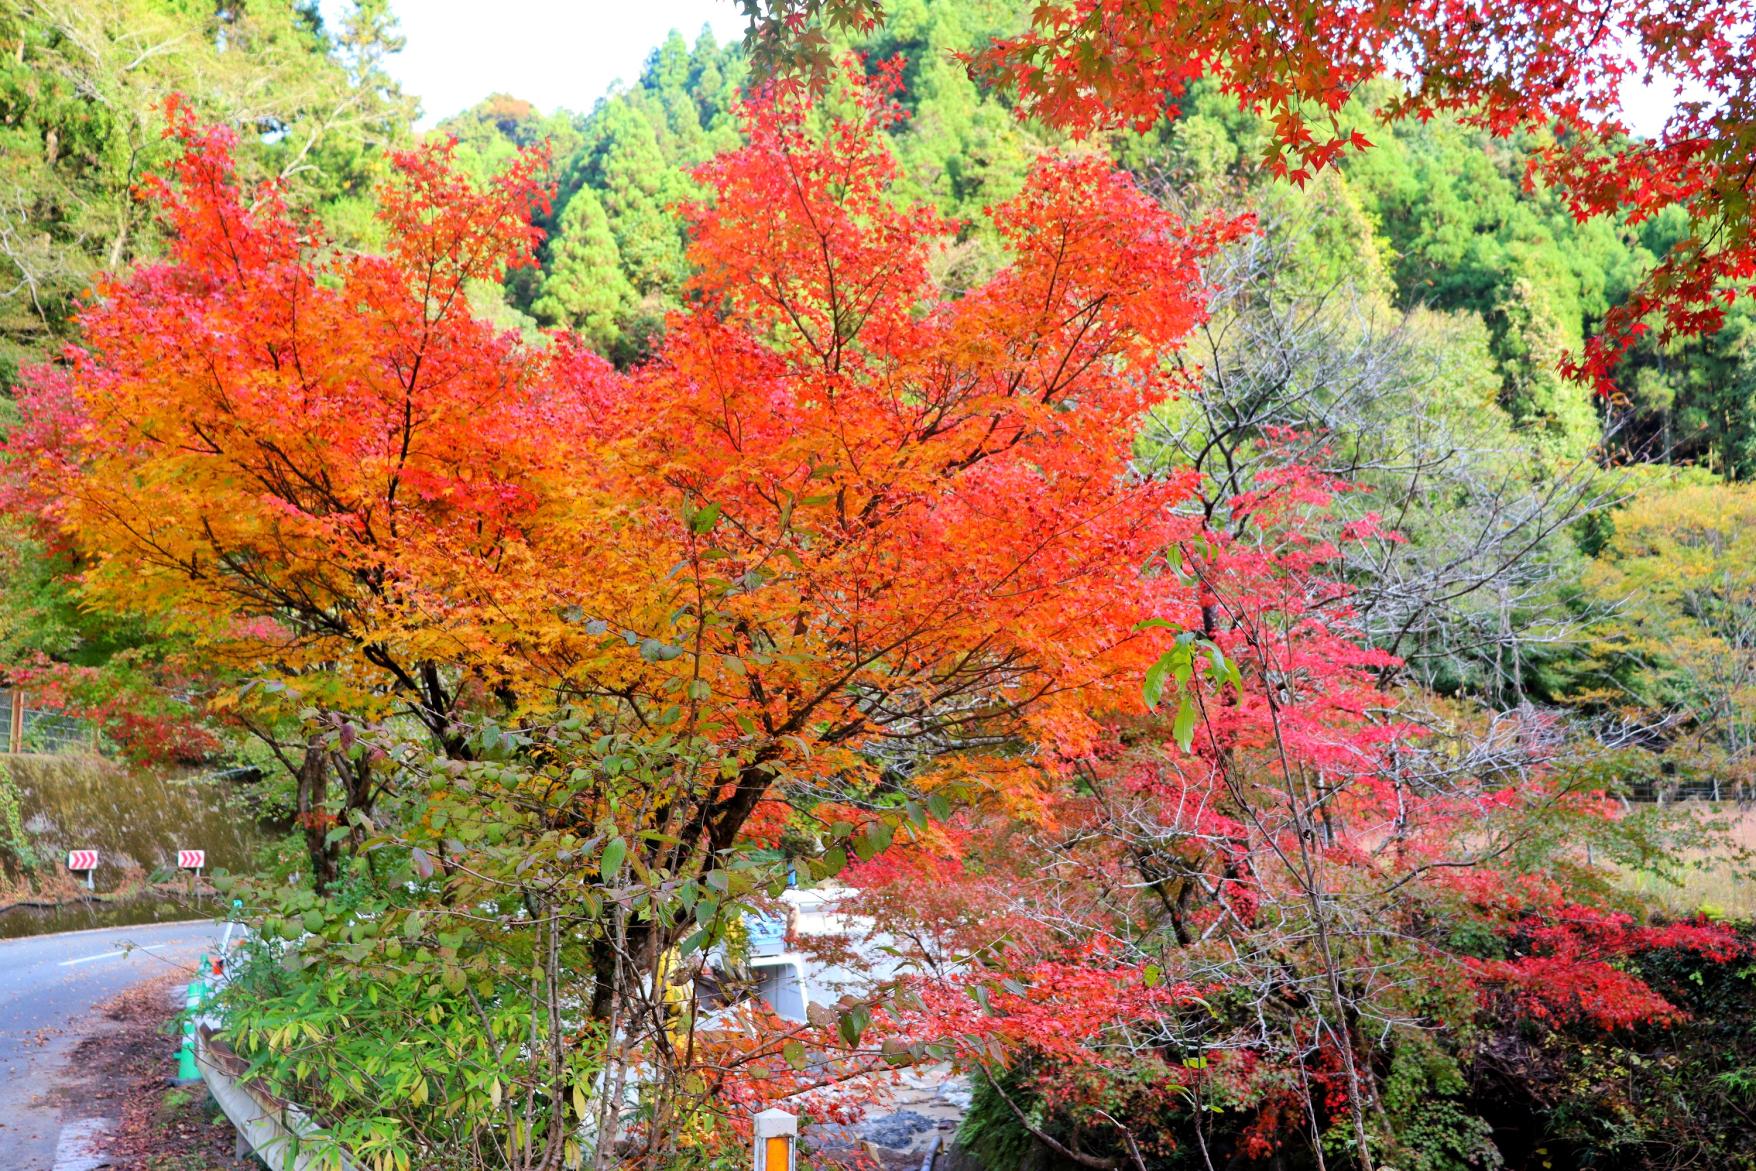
[1620,803,1756,920]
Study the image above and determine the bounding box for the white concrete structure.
[737,884,915,1023]
[749,952,811,1021]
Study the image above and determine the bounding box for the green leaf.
[601,837,627,880]
[854,821,893,861]
[1143,672,1165,711]
[782,1040,808,1070]
[837,1005,871,1047]
[1143,653,1172,709]
[926,792,952,821]
[689,502,722,533]
[1172,649,1193,688]
[1172,697,1197,752]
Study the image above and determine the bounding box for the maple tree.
[792,140,1755,1167]
[797,197,1747,1163]
[745,0,1756,394]
[3,66,1231,826]
[842,445,1743,1170]
[4,92,561,885]
[1,67,1252,1166]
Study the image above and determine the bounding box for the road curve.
[0,919,224,1170]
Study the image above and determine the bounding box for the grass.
[1620,803,1756,920]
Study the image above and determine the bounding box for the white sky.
[328,1,1683,136]
[1623,75,1695,138]
[327,1,747,127]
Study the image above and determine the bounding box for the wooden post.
[7,688,22,754]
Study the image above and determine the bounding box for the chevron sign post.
[177,849,205,871]
[67,849,98,890]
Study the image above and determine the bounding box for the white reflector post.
[754,1107,796,1171]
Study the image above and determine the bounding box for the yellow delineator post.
[754,1108,796,1171]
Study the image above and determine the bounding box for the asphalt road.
[0,919,223,1170]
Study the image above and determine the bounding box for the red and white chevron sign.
[66,849,98,871]
[177,849,205,870]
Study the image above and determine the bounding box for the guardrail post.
[754,1107,797,1171]
[219,897,242,962]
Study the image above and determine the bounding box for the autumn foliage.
[6,38,1752,1169]
[751,0,1756,395]
[975,0,1756,388]
[14,71,1241,754]
[845,453,1744,1167]
[3,59,1247,993]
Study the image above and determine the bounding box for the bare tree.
[1139,196,1624,706]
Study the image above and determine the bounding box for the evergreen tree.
[531,186,633,355]
[1495,274,1601,457]
[0,0,413,391]
[584,101,691,301]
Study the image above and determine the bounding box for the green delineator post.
[176,962,207,1083]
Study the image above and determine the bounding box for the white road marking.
[57,943,166,967]
[51,1117,110,1170]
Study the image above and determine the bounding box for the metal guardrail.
[190,916,365,1171]
[195,1024,363,1171]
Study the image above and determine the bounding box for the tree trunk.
[296,739,337,894]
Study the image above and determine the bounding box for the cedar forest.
[3,2,1756,1169]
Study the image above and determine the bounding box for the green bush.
[0,759,37,872]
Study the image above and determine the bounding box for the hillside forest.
[3,2,1756,1170]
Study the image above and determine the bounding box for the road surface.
[0,919,222,1170]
